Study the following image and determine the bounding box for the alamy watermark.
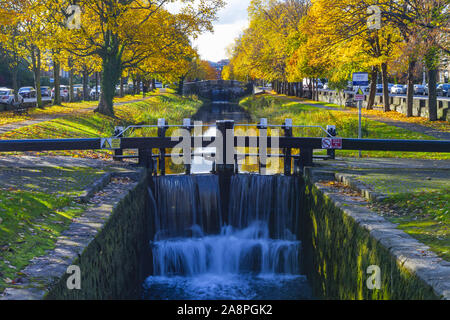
[366,265,381,290]
[65,4,81,30]
[169,121,281,171]
[66,265,81,290]
[367,5,381,30]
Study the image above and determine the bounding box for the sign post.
[353,72,368,158]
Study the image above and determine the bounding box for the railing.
[0,118,449,176]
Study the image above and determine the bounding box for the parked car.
[73,84,83,100]
[40,86,52,103]
[18,87,36,99]
[51,85,69,101]
[41,86,51,97]
[413,84,426,95]
[437,84,450,97]
[391,84,405,94]
[90,86,101,99]
[0,88,23,106]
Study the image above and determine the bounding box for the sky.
[193,0,251,62]
[167,0,251,62]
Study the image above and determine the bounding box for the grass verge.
[240,94,450,160]
[0,167,112,293]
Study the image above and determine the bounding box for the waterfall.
[152,175,222,240]
[144,174,311,300]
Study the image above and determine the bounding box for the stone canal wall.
[1,169,152,300]
[300,169,449,300]
[45,170,151,299]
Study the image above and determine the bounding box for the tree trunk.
[120,77,124,97]
[11,66,18,101]
[367,66,378,110]
[152,78,156,92]
[428,68,438,121]
[406,60,416,117]
[53,60,61,105]
[32,48,43,108]
[381,62,390,112]
[82,69,89,101]
[96,53,121,117]
[68,57,74,102]
[95,72,99,99]
[308,79,312,99]
[178,76,185,95]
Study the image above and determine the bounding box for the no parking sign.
[322,137,342,149]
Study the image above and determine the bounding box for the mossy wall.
[300,178,439,300]
[45,173,152,300]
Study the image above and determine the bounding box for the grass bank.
[0,167,107,293]
[240,94,450,160]
[0,92,202,159]
[0,91,202,293]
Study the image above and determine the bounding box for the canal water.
[142,174,312,300]
[142,98,312,300]
[189,101,252,174]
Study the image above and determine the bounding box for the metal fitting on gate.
[326,125,337,160]
[157,118,169,175]
[282,119,293,176]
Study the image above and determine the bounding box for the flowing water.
[142,174,313,300]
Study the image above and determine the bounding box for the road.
[323,89,450,101]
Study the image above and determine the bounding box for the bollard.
[300,148,313,170]
[327,125,336,160]
[157,118,168,175]
[113,126,124,161]
[138,148,153,171]
[215,120,235,174]
[282,119,293,176]
[216,120,235,220]
[182,118,193,175]
[257,118,268,175]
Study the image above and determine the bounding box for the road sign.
[322,137,342,149]
[101,138,121,149]
[352,72,369,86]
[355,87,365,101]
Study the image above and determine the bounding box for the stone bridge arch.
[183,80,253,101]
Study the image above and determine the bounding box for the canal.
[141,98,313,300]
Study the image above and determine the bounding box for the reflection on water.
[192,101,251,123]
[189,102,251,174]
[165,100,284,175]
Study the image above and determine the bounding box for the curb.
[76,172,112,203]
[334,172,388,202]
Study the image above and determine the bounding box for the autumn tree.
[378,0,449,119]
[43,0,224,117]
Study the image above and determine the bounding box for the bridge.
[182,80,253,100]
